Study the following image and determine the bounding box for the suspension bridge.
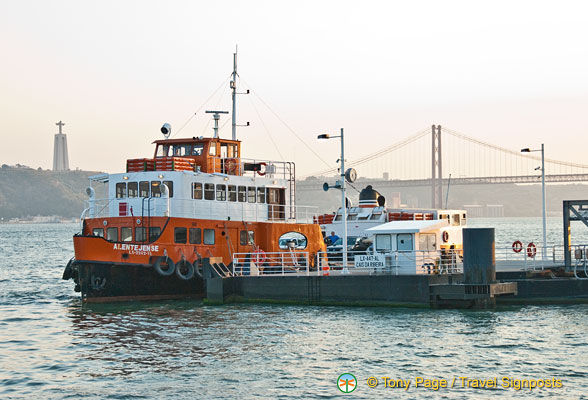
[298,125,588,208]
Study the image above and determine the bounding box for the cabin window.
[216,184,226,201]
[248,187,256,203]
[369,212,382,221]
[347,214,357,221]
[238,186,246,202]
[156,144,170,157]
[204,184,215,200]
[239,230,255,246]
[203,229,215,245]
[257,187,265,203]
[174,227,187,243]
[135,227,147,242]
[278,232,308,250]
[172,144,190,157]
[209,143,217,156]
[452,214,460,226]
[334,214,342,221]
[376,234,392,251]
[189,228,201,244]
[461,213,467,226]
[228,185,237,202]
[267,188,279,204]
[139,181,150,197]
[121,227,132,242]
[149,227,161,241]
[163,181,174,197]
[151,181,161,197]
[106,227,118,241]
[397,233,413,251]
[419,233,436,251]
[192,183,203,199]
[221,143,239,158]
[230,144,238,158]
[192,144,204,156]
[128,182,138,198]
[116,183,126,199]
[92,228,104,237]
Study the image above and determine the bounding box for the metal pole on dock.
[541,143,547,260]
[521,144,548,260]
[340,128,348,270]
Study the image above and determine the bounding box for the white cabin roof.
[366,219,449,234]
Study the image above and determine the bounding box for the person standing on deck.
[326,231,340,245]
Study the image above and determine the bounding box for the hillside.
[0,166,103,219]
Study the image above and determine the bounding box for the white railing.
[83,197,317,224]
[218,157,294,181]
[495,244,588,271]
[232,252,310,276]
[316,249,463,276]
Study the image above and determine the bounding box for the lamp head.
[317,134,330,139]
[521,148,530,153]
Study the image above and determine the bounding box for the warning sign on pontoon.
[354,254,385,268]
[113,243,159,255]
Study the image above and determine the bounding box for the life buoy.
[153,256,175,276]
[252,248,266,264]
[176,259,195,280]
[442,231,449,243]
[256,162,267,176]
[225,158,238,174]
[512,240,523,253]
[527,242,537,258]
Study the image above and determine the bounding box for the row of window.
[93,225,255,247]
[93,226,162,242]
[173,228,215,245]
[116,181,174,199]
[192,183,279,204]
[115,181,282,206]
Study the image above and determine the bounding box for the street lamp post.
[521,144,547,260]
[318,128,348,269]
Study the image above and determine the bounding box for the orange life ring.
[253,248,266,264]
[512,240,523,253]
[256,162,267,176]
[442,231,449,243]
[527,242,537,258]
[225,158,238,174]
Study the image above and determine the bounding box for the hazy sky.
[1,0,587,177]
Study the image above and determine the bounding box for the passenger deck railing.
[232,252,310,276]
[216,157,294,181]
[317,249,463,275]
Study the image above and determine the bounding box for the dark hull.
[75,262,205,303]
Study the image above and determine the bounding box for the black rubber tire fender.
[153,256,175,276]
[62,257,76,280]
[176,259,195,280]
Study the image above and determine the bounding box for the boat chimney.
[358,185,383,208]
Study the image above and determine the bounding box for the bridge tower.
[431,125,442,208]
[53,120,69,171]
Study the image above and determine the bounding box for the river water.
[1,219,587,399]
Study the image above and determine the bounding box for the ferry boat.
[62,54,326,302]
[317,185,466,247]
[315,185,467,273]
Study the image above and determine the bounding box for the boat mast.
[231,48,238,141]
